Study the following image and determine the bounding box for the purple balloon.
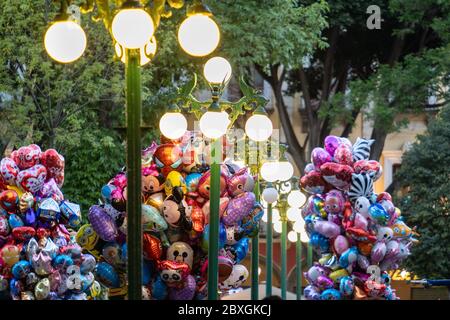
[384,240,400,260]
[371,241,387,264]
[222,192,256,226]
[313,219,341,238]
[168,275,196,300]
[357,254,370,270]
[304,163,315,174]
[24,208,37,227]
[88,205,118,242]
[304,285,321,300]
[311,148,332,170]
[316,275,334,290]
[324,136,341,157]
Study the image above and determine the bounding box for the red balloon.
[12,226,36,242]
[0,190,19,213]
[334,144,353,166]
[153,144,183,177]
[300,170,331,195]
[320,162,354,190]
[143,233,162,261]
[16,164,47,194]
[12,144,41,170]
[40,149,65,187]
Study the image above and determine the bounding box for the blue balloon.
[185,173,202,193]
[151,275,168,300]
[339,276,354,296]
[9,278,21,297]
[142,260,152,285]
[95,262,120,288]
[8,214,24,229]
[310,232,329,252]
[369,203,390,225]
[23,208,37,227]
[233,238,249,263]
[202,223,227,252]
[320,288,342,300]
[101,184,116,203]
[339,247,359,268]
[11,260,31,279]
[53,254,74,271]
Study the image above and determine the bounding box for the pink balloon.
[311,148,332,170]
[16,164,47,194]
[203,197,229,224]
[371,242,387,264]
[334,144,353,166]
[333,235,349,255]
[354,213,368,230]
[313,220,341,238]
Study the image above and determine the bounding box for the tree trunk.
[369,125,388,161]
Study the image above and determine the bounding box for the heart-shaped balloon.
[334,144,353,166]
[311,147,332,170]
[12,144,42,170]
[16,164,47,194]
[12,226,36,242]
[88,205,118,242]
[0,157,20,186]
[300,171,330,195]
[324,135,341,157]
[353,160,382,181]
[40,149,65,187]
[0,215,9,236]
[222,192,256,226]
[320,162,354,190]
[39,178,64,202]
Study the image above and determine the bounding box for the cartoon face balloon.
[219,264,249,290]
[153,144,183,177]
[1,244,20,267]
[162,187,191,231]
[142,204,167,232]
[164,171,187,196]
[197,170,228,199]
[166,242,194,269]
[227,167,255,197]
[158,260,190,288]
[76,224,101,256]
[324,190,345,214]
[0,189,19,213]
[142,172,165,196]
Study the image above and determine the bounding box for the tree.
[396,105,450,278]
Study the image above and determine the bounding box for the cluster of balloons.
[77,132,262,299]
[300,136,419,300]
[0,144,105,300]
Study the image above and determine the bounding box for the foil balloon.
[16,164,47,194]
[339,247,358,268]
[334,144,353,166]
[59,201,82,228]
[19,192,34,214]
[333,235,349,255]
[352,138,374,162]
[185,173,202,194]
[300,170,330,195]
[142,204,167,232]
[164,171,187,196]
[153,144,183,177]
[369,203,390,225]
[143,233,163,261]
[0,157,20,185]
[324,190,345,214]
[222,192,256,226]
[39,178,64,202]
[40,148,65,187]
[324,135,341,157]
[304,285,321,300]
[31,251,53,276]
[353,159,382,181]
[320,162,354,190]
[80,254,97,274]
[329,268,349,283]
[357,254,370,270]
[313,219,341,238]
[76,224,102,257]
[0,215,10,236]
[12,260,32,279]
[102,243,124,268]
[152,275,168,300]
[12,144,41,170]
[168,274,196,300]
[167,242,194,269]
[9,213,24,229]
[197,170,228,200]
[158,260,190,288]
[320,288,342,300]
[227,167,255,197]
[219,264,249,291]
[239,203,264,237]
[201,223,227,252]
[339,276,354,296]
[311,147,332,170]
[310,232,330,252]
[88,205,118,242]
[95,262,120,288]
[0,189,19,213]
[12,226,36,242]
[38,198,60,221]
[202,197,229,224]
[34,278,50,300]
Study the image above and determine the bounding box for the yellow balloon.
[6,185,23,198]
[164,171,187,196]
[76,224,100,256]
[329,268,349,283]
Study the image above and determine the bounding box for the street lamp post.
[160,62,272,299]
[44,0,223,300]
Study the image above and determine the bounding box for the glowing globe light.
[287,190,307,208]
[44,21,87,63]
[245,114,273,142]
[300,231,310,243]
[273,221,282,234]
[203,57,232,84]
[277,161,294,182]
[159,112,188,140]
[260,162,280,182]
[112,8,154,49]
[115,37,157,66]
[199,111,230,139]
[292,218,305,233]
[178,14,220,57]
[287,207,302,222]
[288,231,298,243]
[262,187,278,204]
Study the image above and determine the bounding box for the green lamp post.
[44,0,224,300]
[159,63,272,299]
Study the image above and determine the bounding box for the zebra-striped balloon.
[348,173,373,202]
[352,137,375,162]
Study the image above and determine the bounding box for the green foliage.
[207,0,329,75]
[62,129,125,216]
[396,105,450,278]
